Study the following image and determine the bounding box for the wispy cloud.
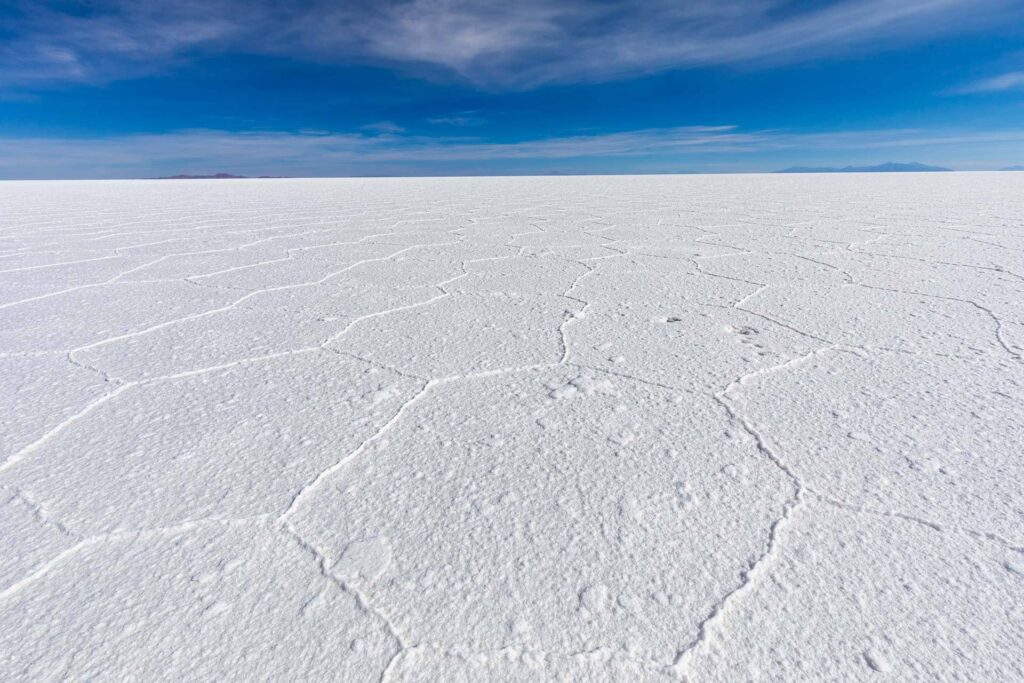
[2,0,1020,89]
[0,1,241,85]
[428,112,486,127]
[2,124,1023,178]
[361,121,406,135]
[952,70,1024,94]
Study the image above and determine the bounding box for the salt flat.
[1,174,1022,681]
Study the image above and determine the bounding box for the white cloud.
[2,0,1021,89]
[428,112,486,127]
[361,121,406,135]
[0,1,241,84]
[953,70,1024,94]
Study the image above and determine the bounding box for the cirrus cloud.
[952,70,1024,94]
[2,0,1022,89]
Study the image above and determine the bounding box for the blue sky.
[1,0,1024,178]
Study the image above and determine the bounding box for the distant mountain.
[776,162,952,174]
[154,172,248,179]
[1001,165,1024,171]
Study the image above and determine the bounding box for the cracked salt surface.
[1,174,1022,681]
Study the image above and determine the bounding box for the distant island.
[152,173,284,179]
[776,162,952,174]
[1001,165,1024,171]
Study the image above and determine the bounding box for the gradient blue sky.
[2,0,1024,178]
